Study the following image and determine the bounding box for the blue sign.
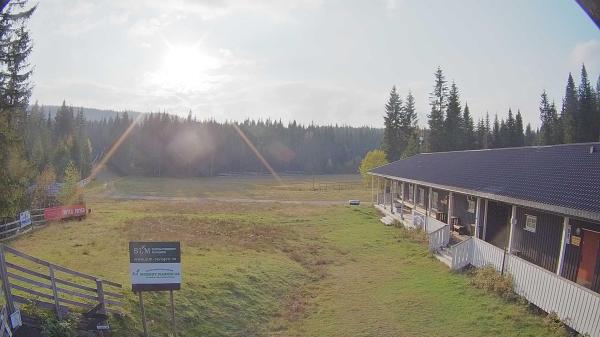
[19,211,31,228]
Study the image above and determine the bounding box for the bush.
[395,225,429,245]
[470,265,516,301]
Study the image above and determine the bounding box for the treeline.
[382,65,600,160]
[87,113,383,176]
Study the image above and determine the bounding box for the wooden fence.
[0,244,123,328]
[0,209,45,241]
[453,238,600,337]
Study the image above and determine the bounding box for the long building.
[369,142,600,336]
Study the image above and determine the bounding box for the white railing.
[469,238,600,337]
[506,254,600,337]
[450,238,472,270]
[471,237,506,271]
[428,225,450,251]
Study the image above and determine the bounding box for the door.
[577,230,600,288]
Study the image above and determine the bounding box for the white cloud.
[570,39,600,69]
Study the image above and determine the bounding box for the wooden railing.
[0,245,123,323]
[0,209,45,241]
[428,225,450,251]
[450,238,472,270]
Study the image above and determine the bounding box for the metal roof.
[370,143,600,221]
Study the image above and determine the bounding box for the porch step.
[434,248,453,267]
[380,215,395,226]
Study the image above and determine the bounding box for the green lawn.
[6,176,566,337]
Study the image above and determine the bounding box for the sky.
[28,0,600,128]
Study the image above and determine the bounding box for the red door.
[577,230,600,288]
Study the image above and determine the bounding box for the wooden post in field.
[96,278,108,330]
[169,290,177,337]
[48,265,62,320]
[0,245,15,316]
[139,292,149,337]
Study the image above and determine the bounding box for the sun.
[151,44,222,93]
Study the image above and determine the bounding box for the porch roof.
[370,143,600,222]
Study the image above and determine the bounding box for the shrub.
[470,265,517,301]
[395,225,428,245]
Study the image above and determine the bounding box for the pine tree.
[0,1,36,218]
[515,110,525,146]
[576,64,598,142]
[382,86,403,161]
[506,109,516,146]
[524,123,535,146]
[443,81,463,150]
[539,91,557,145]
[400,90,419,158]
[462,103,475,149]
[560,73,578,143]
[492,115,500,148]
[428,67,448,152]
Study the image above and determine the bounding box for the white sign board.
[19,211,31,228]
[129,242,181,292]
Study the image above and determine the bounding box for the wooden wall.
[485,201,511,249]
[562,218,600,293]
[512,207,562,273]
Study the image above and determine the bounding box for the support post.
[483,199,488,240]
[376,177,379,205]
[169,290,177,337]
[400,182,405,220]
[413,184,417,208]
[507,205,517,253]
[390,181,394,214]
[557,217,570,276]
[139,292,149,337]
[447,192,454,225]
[426,187,433,232]
[474,197,481,238]
[48,265,62,320]
[0,245,15,316]
[383,179,388,209]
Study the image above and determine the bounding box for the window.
[524,215,537,233]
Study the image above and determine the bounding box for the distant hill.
[36,105,144,121]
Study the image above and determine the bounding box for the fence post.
[96,279,107,316]
[501,247,507,276]
[0,245,15,316]
[48,265,62,320]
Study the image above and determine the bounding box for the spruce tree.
[400,90,419,158]
[506,109,516,147]
[428,67,447,152]
[561,73,577,143]
[462,103,475,149]
[443,81,463,150]
[515,110,525,146]
[539,91,555,145]
[577,64,598,142]
[382,86,403,161]
[492,115,500,148]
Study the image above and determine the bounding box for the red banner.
[44,204,87,221]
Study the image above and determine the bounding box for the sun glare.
[151,44,222,93]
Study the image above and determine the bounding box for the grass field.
[8,175,569,336]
